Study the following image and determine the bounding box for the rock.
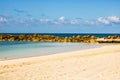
[8,37,15,41]
[0,34,119,43]
[76,35,81,38]
[0,35,3,41]
[18,35,26,40]
[90,39,96,43]
[32,37,39,42]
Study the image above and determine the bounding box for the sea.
[0,33,119,60]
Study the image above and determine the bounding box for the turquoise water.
[0,42,103,60]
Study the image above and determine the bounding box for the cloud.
[0,14,12,18]
[39,19,51,24]
[48,16,66,25]
[14,9,26,13]
[14,9,33,18]
[0,15,120,27]
[97,17,110,24]
[97,16,120,25]
[59,16,65,22]
[108,16,120,23]
[0,17,7,22]
[70,20,79,25]
[29,16,120,26]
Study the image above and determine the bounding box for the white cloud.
[18,16,118,26]
[50,16,66,25]
[0,14,12,18]
[0,15,120,27]
[40,19,50,24]
[97,16,120,25]
[0,17,7,22]
[97,17,110,24]
[70,20,79,24]
[59,16,65,22]
[108,16,120,23]
[85,21,96,25]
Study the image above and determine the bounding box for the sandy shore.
[0,44,120,80]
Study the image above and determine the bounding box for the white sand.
[0,44,120,80]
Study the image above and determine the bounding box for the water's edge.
[0,42,104,60]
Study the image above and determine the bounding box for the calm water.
[0,42,103,60]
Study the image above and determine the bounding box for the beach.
[0,44,120,80]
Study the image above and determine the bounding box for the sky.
[0,0,120,33]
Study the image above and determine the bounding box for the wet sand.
[0,44,120,80]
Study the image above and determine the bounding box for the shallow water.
[0,42,103,60]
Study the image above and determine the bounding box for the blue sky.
[0,0,120,33]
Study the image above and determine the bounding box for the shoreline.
[0,44,118,62]
[0,42,104,61]
[0,44,120,80]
